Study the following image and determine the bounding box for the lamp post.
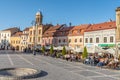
[33,21,38,55]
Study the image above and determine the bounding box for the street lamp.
[33,21,38,55]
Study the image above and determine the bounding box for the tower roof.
[116,7,120,11]
[36,11,42,16]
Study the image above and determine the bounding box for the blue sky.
[0,0,120,30]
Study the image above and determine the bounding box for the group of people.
[40,50,120,69]
[64,53,81,62]
[84,53,120,69]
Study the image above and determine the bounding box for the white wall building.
[0,27,20,50]
[84,21,116,50]
[0,31,11,49]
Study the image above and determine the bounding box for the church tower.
[116,7,120,43]
[35,11,43,25]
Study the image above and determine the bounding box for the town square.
[0,50,120,80]
[0,0,120,80]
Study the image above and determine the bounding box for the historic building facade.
[0,27,20,50]
[55,26,71,47]
[28,11,43,50]
[20,28,29,51]
[42,25,62,46]
[68,24,90,50]
[84,21,116,49]
[28,11,51,50]
[10,31,22,51]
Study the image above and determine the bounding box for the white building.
[0,27,20,49]
[84,21,116,50]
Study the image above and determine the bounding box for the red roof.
[68,24,90,36]
[85,21,116,32]
[12,31,23,37]
[43,25,62,37]
[55,27,73,36]
[46,25,61,31]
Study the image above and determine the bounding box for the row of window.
[43,38,82,44]
[69,38,82,43]
[11,40,28,45]
[21,42,27,45]
[1,39,8,42]
[0,34,10,37]
[11,40,20,44]
[29,37,41,42]
[85,36,114,43]
[42,38,83,44]
[21,36,28,40]
[42,39,67,44]
[29,30,41,35]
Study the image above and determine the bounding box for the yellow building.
[20,28,29,51]
[10,31,22,51]
[68,25,90,50]
[28,11,43,49]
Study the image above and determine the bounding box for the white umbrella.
[74,48,83,52]
[56,46,63,50]
[45,46,50,49]
[87,45,105,53]
[105,48,115,55]
[53,46,58,50]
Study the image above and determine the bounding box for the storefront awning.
[98,44,115,47]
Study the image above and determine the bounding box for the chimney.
[109,18,112,22]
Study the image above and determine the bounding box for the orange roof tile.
[55,27,73,36]
[85,21,116,32]
[68,24,90,36]
[43,25,62,37]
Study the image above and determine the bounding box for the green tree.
[82,46,88,59]
[42,46,45,53]
[62,46,66,56]
[50,45,54,54]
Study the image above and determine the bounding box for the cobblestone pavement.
[0,50,120,80]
